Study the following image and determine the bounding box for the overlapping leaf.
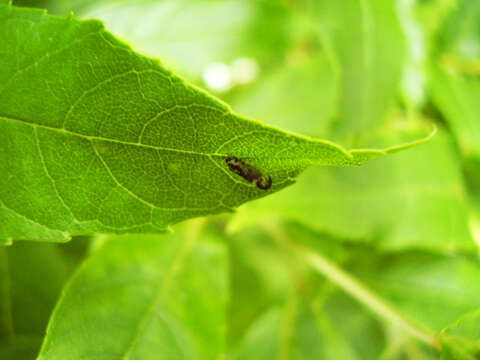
[38,225,228,359]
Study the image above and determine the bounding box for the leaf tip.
[384,124,438,154]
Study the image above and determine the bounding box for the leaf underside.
[0,5,432,242]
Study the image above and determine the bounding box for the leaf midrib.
[2,114,234,211]
[1,115,225,157]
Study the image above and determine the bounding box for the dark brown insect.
[225,156,272,190]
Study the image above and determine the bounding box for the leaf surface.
[0,4,429,243]
[38,225,228,359]
[314,0,406,141]
[230,129,473,252]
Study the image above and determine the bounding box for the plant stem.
[266,224,442,351]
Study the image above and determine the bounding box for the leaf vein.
[90,141,219,212]
[0,198,69,236]
[34,126,79,224]
[0,27,102,96]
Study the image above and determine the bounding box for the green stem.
[266,224,441,351]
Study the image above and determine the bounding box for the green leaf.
[225,225,439,359]
[232,292,437,360]
[231,54,338,138]
[0,241,85,359]
[314,0,406,141]
[232,296,387,360]
[282,222,480,338]
[230,129,473,252]
[0,4,431,243]
[78,0,257,77]
[348,250,480,334]
[430,67,480,161]
[225,227,387,360]
[34,0,292,77]
[427,0,480,161]
[252,223,480,358]
[439,310,480,360]
[225,222,480,358]
[413,0,456,45]
[38,222,228,359]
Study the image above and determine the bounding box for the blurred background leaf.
[313,0,407,144]
[221,222,459,359]
[6,0,480,358]
[0,238,89,359]
[439,310,480,360]
[428,0,480,161]
[38,223,228,360]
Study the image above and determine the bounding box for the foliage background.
[1,0,480,359]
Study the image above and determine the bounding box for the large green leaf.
[232,54,338,138]
[0,4,431,243]
[24,0,292,80]
[230,129,474,252]
[78,0,257,77]
[38,223,228,359]
[313,0,406,142]
[0,241,85,359]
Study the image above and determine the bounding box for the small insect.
[225,156,272,190]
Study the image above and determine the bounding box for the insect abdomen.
[225,156,272,190]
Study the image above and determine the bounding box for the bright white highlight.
[202,63,233,92]
[203,57,259,92]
